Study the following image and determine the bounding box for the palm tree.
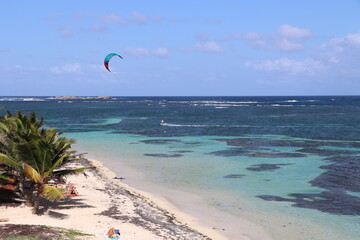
[0,111,43,198]
[20,127,90,214]
[0,112,90,214]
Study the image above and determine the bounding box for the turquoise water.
[2,96,360,239]
[67,131,360,240]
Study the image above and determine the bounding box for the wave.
[0,97,45,102]
[268,104,306,107]
[195,104,250,107]
[161,123,212,127]
[167,100,258,104]
[161,123,346,128]
[190,103,251,108]
[161,123,244,128]
[114,100,156,103]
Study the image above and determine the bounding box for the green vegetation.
[2,225,90,240]
[0,111,90,214]
[4,236,42,240]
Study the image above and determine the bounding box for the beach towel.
[94,232,123,239]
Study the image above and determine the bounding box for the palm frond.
[44,152,70,177]
[52,167,94,177]
[0,153,21,169]
[0,122,9,132]
[0,174,14,182]
[42,184,65,201]
[23,162,42,183]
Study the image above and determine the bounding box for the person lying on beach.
[65,185,78,197]
[106,227,120,239]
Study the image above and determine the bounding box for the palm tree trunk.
[32,183,42,214]
[26,181,35,206]
[17,171,25,198]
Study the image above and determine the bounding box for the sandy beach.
[0,157,273,240]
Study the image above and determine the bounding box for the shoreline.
[86,158,228,240]
[1,156,272,240]
[81,150,274,240]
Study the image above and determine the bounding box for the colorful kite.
[104,53,123,72]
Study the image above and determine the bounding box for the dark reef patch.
[223,174,246,178]
[242,152,305,158]
[257,155,360,215]
[246,163,292,172]
[296,147,360,156]
[310,156,360,192]
[208,148,246,157]
[144,153,183,158]
[184,141,202,145]
[209,148,306,158]
[140,139,182,145]
[258,191,360,215]
[170,150,193,153]
[62,128,106,133]
[215,138,360,149]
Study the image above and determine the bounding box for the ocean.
[1,96,360,239]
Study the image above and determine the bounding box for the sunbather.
[107,227,120,239]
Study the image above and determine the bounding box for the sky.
[1,0,360,96]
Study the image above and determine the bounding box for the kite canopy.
[104,53,123,72]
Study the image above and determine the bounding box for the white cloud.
[44,13,62,26]
[125,47,169,58]
[101,11,150,25]
[51,63,81,74]
[243,32,266,47]
[276,38,304,52]
[316,32,360,76]
[59,26,74,37]
[320,33,360,61]
[278,24,312,39]
[345,33,360,45]
[82,24,110,33]
[129,11,148,24]
[166,67,181,71]
[243,32,305,52]
[196,34,210,41]
[222,24,312,53]
[245,57,323,74]
[101,13,123,24]
[328,57,339,63]
[217,33,242,41]
[185,41,224,53]
[204,18,221,25]
[243,32,360,79]
[326,33,360,50]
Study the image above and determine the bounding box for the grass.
[55,227,90,239]
[4,237,42,240]
[2,225,91,240]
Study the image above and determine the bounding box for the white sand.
[0,158,274,240]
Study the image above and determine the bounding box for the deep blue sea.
[1,96,360,240]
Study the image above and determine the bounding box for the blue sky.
[1,0,360,96]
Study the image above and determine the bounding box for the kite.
[104,53,123,72]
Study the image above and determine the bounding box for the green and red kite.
[104,53,123,72]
